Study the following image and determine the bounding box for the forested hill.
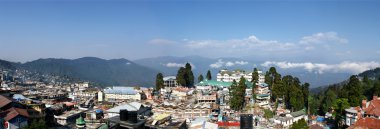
[0,57,159,87]
[359,68,380,79]
[308,67,380,125]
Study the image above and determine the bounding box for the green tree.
[290,118,308,129]
[322,89,337,113]
[22,119,47,129]
[185,63,194,87]
[263,109,274,119]
[155,73,164,91]
[176,67,186,86]
[251,68,259,83]
[344,75,363,107]
[230,77,247,111]
[206,70,212,80]
[198,74,204,83]
[229,80,239,110]
[289,87,304,111]
[333,98,350,128]
[372,78,380,96]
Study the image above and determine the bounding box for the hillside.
[1,57,159,87]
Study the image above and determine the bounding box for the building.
[216,69,265,84]
[104,87,141,101]
[0,107,29,129]
[107,102,152,118]
[348,117,380,129]
[196,80,253,91]
[345,107,362,126]
[54,110,84,126]
[273,109,308,128]
[163,76,179,87]
[254,83,271,108]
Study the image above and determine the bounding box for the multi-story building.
[103,87,141,101]
[163,76,179,87]
[217,69,265,84]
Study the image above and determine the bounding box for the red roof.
[309,124,323,129]
[364,99,380,117]
[349,117,380,129]
[0,95,13,108]
[0,107,29,121]
[217,121,240,126]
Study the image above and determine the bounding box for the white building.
[104,87,141,101]
[216,69,265,84]
[163,76,179,87]
[274,110,308,128]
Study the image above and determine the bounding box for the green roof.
[76,116,86,125]
[196,80,253,88]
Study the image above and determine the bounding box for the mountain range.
[0,56,363,88]
[0,57,159,86]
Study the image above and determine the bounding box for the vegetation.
[206,70,212,80]
[251,68,259,101]
[263,109,274,119]
[22,119,47,129]
[309,68,380,128]
[290,118,308,129]
[198,74,204,83]
[176,63,194,87]
[229,77,247,111]
[155,73,164,90]
[264,67,309,112]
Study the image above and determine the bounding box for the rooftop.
[104,86,137,95]
[196,80,253,88]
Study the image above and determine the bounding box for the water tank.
[120,109,128,121]
[127,111,138,123]
[240,114,253,129]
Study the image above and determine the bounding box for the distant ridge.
[0,57,159,87]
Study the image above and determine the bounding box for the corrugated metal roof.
[107,102,141,113]
[104,86,137,95]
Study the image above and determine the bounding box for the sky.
[1,0,380,74]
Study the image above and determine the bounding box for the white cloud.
[148,38,176,45]
[299,32,348,44]
[185,35,296,52]
[210,59,225,68]
[261,61,380,74]
[164,62,196,69]
[165,62,185,68]
[210,59,249,68]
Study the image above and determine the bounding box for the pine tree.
[185,63,194,87]
[176,67,186,86]
[155,73,164,91]
[198,74,204,83]
[206,70,212,80]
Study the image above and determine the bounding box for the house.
[274,109,308,128]
[348,117,380,129]
[0,107,29,129]
[163,76,179,87]
[104,87,141,101]
[216,69,265,84]
[0,95,24,110]
[106,102,151,119]
[362,96,380,119]
[345,106,362,126]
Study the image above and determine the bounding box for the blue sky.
[1,0,380,69]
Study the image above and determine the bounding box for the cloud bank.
[261,61,380,74]
[210,59,249,68]
[163,62,196,69]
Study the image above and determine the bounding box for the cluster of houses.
[8,68,380,129]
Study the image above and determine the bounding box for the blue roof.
[258,83,268,87]
[104,87,137,95]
